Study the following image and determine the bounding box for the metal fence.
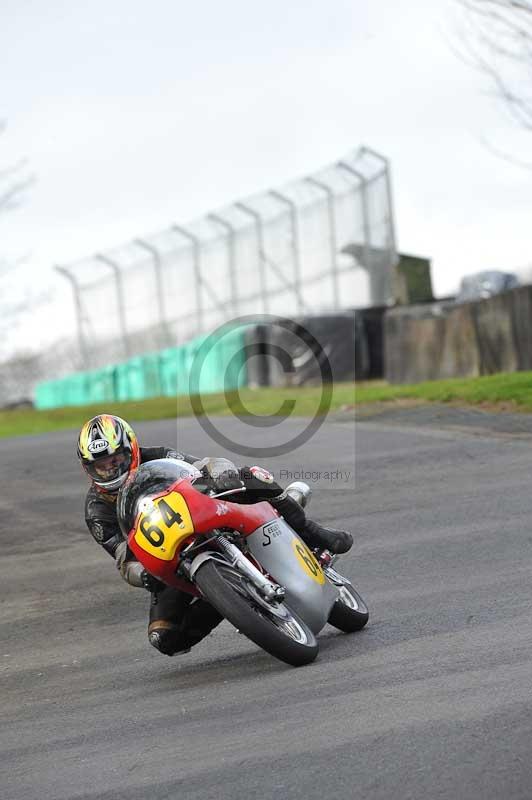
[56,146,397,372]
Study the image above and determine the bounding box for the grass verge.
[355,371,532,410]
[3,371,532,439]
[0,383,356,439]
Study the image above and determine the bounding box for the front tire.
[194,559,319,667]
[328,584,369,632]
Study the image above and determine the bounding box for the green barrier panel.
[35,373,90,409]
[123,358,143,401]
[141,353,162,398]
[159,347,186,397]
[188,327,247,395]
[117,355,163,401]
[84,366,115,406]
[34,326,249,409]
[115,362,131,403]
[121,359,144,401]
[220,326,247,391]
[184,338,203,393]
[35,379,61,410]
[65,372,90,406]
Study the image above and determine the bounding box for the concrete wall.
[384,285,532,384]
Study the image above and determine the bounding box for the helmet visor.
[85,452,132,484]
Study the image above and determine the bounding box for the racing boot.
[270,492,352,555]
[301,518,353,555]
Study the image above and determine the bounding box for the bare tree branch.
[453,0,532,172]
[0,252,31,278]
[478,133,532,167]
[0,120,34,217]
[456,0,532,131]
[0,158,29,182]
[0,120,36,352]
[0,176,36,213]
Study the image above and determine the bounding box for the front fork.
[181,481,311,604]
[182,534,286,602]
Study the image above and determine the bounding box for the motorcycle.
[117,458,368,667]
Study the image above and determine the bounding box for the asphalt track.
[2,411,532,799]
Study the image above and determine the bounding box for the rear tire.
[194,559,319,667]
[328,584,369,632]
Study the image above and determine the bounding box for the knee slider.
[148,625,188,656]
[148,628,174,655]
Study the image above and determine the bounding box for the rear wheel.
[194,559,318,667]
[328,584,369,632]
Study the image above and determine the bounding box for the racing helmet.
[77,414,140,493]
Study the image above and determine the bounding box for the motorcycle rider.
[78,413,352,657]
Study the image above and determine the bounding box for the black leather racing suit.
[84,447,306,656]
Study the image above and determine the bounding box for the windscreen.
[117,458,199,537]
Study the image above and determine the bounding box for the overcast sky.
[2,0,532,354]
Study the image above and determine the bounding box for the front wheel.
[194,559,319,667]
[328,584,369,632]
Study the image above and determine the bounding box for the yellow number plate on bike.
[292,538,325,585]
[133,491,194,561]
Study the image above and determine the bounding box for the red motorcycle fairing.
[126,477,279,591]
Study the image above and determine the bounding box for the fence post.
[96,253,130,359]
[305,176,340,310]
[268,189,304,314]
[208,213,239,319]
[54,264,89,367]
[172,224,204,336]
[235,201,269,314]
[134,238,172,347]
[337,161,371,275]
[359,146,397,260]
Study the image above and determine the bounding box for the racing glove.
[115,540,161,589]
[194,456,244,495]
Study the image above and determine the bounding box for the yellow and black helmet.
[77,414,140,493]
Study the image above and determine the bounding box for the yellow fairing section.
[133,491,194,561]
[292,538,325,585]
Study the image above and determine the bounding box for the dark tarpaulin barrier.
[243,324,277,388]
[243,315,356,387]
[355,314,370,380]
[353,306,386,380]
[270,315,355,386]
[244,310,385,385]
